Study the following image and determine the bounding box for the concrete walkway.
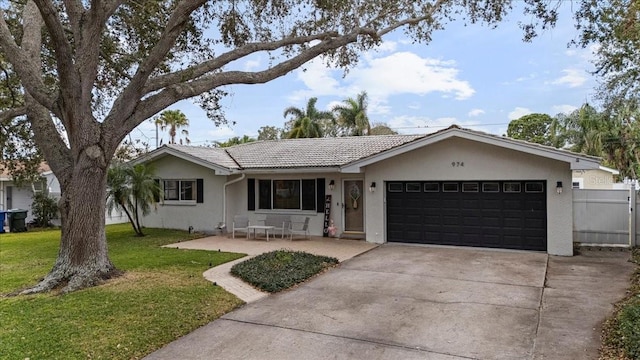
[146,245,635,360]
[165,234,379,303]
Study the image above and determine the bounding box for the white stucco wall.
[364,137,574,256]
[143,155,226,233]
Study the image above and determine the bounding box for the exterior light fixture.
[369,182,376,192]
[329,180,335,191]
[556,181,563,194]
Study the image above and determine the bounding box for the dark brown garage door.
[386,181,546,251]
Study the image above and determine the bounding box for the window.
[258,179,316,210]
[424,183,439,192]
[503,182,521,193]
[482,182,500,192]
[164,180,196,201]
[462,182,479,192]
[443,182,459,192]
[525,182,544,193]
[388,183,403,192]
[572,181,581,189]
[406,183,421,192]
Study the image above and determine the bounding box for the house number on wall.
[451,161,464,167]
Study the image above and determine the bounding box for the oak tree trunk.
[21,146,120,294]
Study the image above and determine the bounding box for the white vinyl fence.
[573,189,637,247]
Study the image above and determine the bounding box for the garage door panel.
[443,216,460,225]
[504,200,524,209]
[462,216,482,226]
[462,199,481,209]
[442,199,460,208]
[387,180,546,251]
[482,199,502,210]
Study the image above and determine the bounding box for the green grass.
[231,250,338,293]
[601,248,640,360]
[0,223,246,359]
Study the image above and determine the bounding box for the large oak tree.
[0,0,560,293]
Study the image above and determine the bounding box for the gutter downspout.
[222,173,245,228]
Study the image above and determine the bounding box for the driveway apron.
[145,245,634,360]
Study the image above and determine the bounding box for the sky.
[133,2,599,147]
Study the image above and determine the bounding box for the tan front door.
[344,180,364,232]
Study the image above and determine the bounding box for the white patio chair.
[289,217,310,240]
[232,215,249,239]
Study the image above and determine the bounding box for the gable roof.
[341,125,602,172]
[134,125,601,174]
[133,145,238,175]
[225,135,426,169]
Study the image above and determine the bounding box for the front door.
[344,180,364,232]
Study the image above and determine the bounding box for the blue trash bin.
[0,211,5,233]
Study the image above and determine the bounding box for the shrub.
[30,192,58,227]
[231,250,338,293]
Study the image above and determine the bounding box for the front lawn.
[0,224,245,359]
[601,248,640,360]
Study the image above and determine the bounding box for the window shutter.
[153,179,161,202]
[196,179,204,203]
[247,178,255,211]
[316,178,325,213]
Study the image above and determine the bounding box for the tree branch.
[0,6,55,110]
[108,0,206,129]
[143,31,340,93]
[123,33,359,135]
[376,0,445,38]
[62,0,84,36]
[32,0,80,108]
[21,0,72,184]
[0,107,27,123]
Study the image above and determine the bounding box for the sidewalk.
[164,235,379,303]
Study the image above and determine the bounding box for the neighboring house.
[0,163,59,224]
[1,163,127,226]
[572,166,620,189]
[132,125,602,256]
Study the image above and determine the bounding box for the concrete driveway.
[145,245,634,360]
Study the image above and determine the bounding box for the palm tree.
[106,164,137,235]
[562,104,606,156]
[155,109,190,145]
[215,135,256,147]
[332,91,371,136]
[283,97,333,138]
[106,163,160,236]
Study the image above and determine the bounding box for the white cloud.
[373,40,398,54]
[508,107,533,120]
[325,100,343,111]
[351,52,474,100]
[368,99,391,115]
[289,51,475,109]
[468,108,485,117]
[551,68,587,88]
[244,59,261,71]
[208,126,236,140]
[515,73,537,82]
[289,60,344,101]
[407,103,421,110]
[551,104,578,115]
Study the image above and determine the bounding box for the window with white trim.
[163,180,196,201]
[258,179,316,210]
